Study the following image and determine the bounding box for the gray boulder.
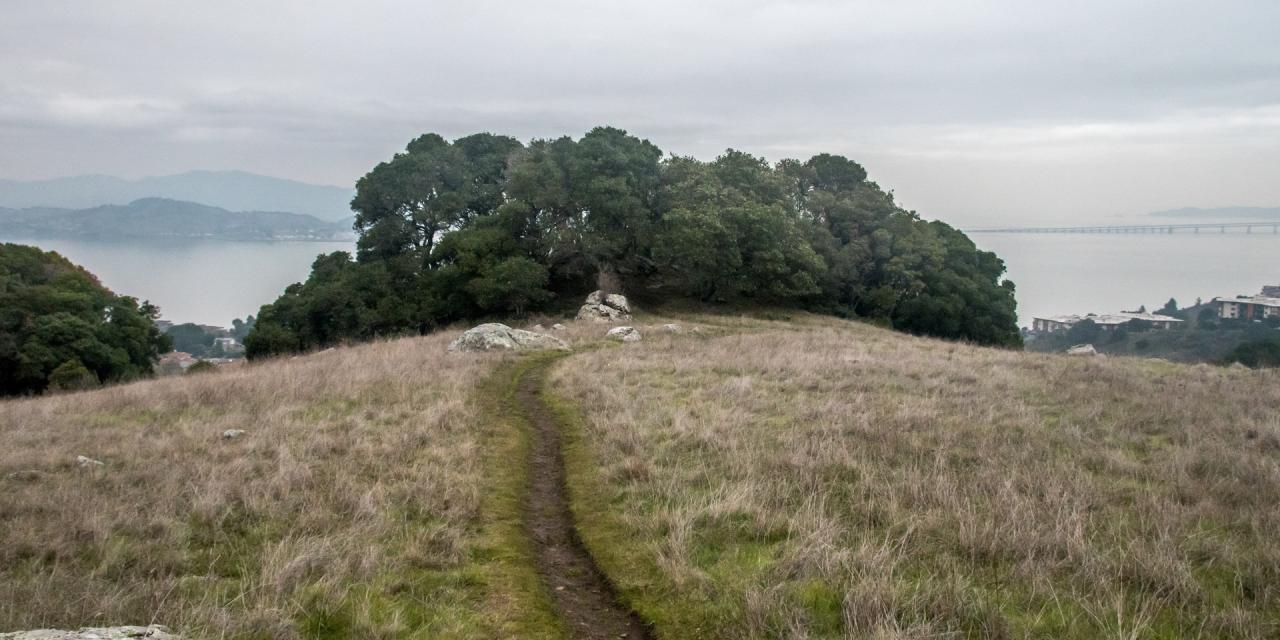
[448,323,569,352]
[606,326,642,342]
[1066,344,1098,356]
[0,626,178,639]
[603,293,631,314]
[660,323,683,333]
[576,290,632,322]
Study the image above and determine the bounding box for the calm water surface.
[974,233,1278,327]
[1,235,354,326]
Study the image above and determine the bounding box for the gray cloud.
[2,0,1278,225]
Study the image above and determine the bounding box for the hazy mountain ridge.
[0,171,354,221]
[0,198,354,241]
[1149,206,1280,220]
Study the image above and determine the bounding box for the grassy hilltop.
[1,311,1277,638]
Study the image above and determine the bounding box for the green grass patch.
[470,352,569,639]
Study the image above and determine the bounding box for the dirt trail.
[516,359,652,640]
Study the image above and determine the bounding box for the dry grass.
[9,308,1275,638]
[551,316,1280,638]
[0,330,513,638]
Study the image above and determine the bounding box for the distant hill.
[0,198,354,242]
[1149,206,1280,221]
[0,171,354,221]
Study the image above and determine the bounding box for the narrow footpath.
[515,359,652,640]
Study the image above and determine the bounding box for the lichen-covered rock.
[606,326,642,342]
[0,626,178,639]
[603,293,630,314]
[576,290,632,322]
[448,323,569,352]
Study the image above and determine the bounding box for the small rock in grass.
[660,323,682,333]
[606,326,642,342]
[75,455,104,468]
[551,323,567,331]
[448,323,569,352]
[221,429,247,440]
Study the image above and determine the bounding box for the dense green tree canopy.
[1224,337,1280,368]
[0,243,170,395]
[248,128,1021,358]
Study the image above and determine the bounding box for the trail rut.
[516,359,652,640]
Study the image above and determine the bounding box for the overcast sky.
[2,0,1278,226]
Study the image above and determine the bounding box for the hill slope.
[0,198,353,241]
[552,314,1280,638]
[0,331,560,637]
[2,312,1277,638]
[0,171,354,221]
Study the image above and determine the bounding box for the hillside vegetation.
[551,315,1280,638]
[247,127,1020,359]
[0,329,588,638]
[0,243,170,395]
[3,310,1277,638]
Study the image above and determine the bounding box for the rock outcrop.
[606,326,642,342]
[0,626,178,639]
[576,291,632,322]
[448,323,569,352]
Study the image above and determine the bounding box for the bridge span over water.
[966,222,1280,234]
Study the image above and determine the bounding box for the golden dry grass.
[0,330,514,638]
[551,316,1280,638]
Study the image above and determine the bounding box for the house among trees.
[212,336,245,355]
[1213,287,1280,320]
[1032,311,1183,333]
[155,351,199,376]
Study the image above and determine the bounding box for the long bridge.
[966,222,1280,234]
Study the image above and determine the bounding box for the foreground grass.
[0,330,553,638]
[551,316,1280,638]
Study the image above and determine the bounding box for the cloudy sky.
[2,0,1278,226]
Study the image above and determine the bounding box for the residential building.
[155,351,199,376]
[1031,311,1182,334]
[1213,291,1280,321]
[212,336,245,354]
